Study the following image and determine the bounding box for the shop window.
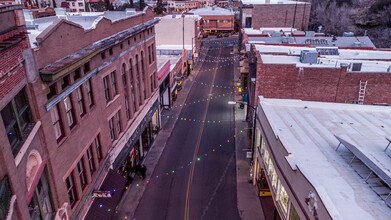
[65,174,77,206]
[103,76,110,103]
[270,163,278,191]
[94,134,102,161]
[86,147,95,175]
[46,83,56,100]
[61,75,70,90]
[289,204,300,220]
[76,87,85,117]
[85,79,94,107]
[84,62,90,73]
[111,71,117,96]
[50,105,63,141]
[77,160,87,189]
[279,184,289,213]
[1,88,33,157]
[73,68,81,81]
[63,96,75,128]
[116,111,121,135]
[109,117,115,142]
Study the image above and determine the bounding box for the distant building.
[254,97,391,219]
[241,0,311,31]
[167,0,200,12]
[23,7,160,219]
[187,6,234,34]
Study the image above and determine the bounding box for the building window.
[85,79,94,107]
[152,43,155,62]
[77,160,86,189]
[135,55,141,105]
[128,39,130,45]
[129,59,134,85]
[109,48,113,56]
[116,111,121,135]
[141,51,146,99]
[131,89,136,113]
[75,87,85,117]
[109,117,115,142]
[279,184,289,213]
[50,105,63,141]
[94,134,102,161]
[65,175,77,206]
[148,46,151,64]
[73,68,81,81]
[111,71,117,97]
[120,43,123,49]
[103,76,110,103]
[46,83,56,100]
[63,96,74,128]
[84,62,90,73]
[153,72,156,89]
[122,65,130,120]
[86,147,95,175]
[101,52,106,60]
[1,88,32,156]
[61,75,70,90]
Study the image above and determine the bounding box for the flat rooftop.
[254,45,391,72]
[259,97,391,220]
[188,6,234,16]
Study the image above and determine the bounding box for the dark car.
[224,33,229,37]
[203,33,208,38]
[217,33,223,38]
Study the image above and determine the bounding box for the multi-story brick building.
[167,0,200,12]
[241,0,311,31]
[0,4,56,220]
[188,6,234,35]
[22,7,160,219]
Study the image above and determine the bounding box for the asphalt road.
[133,37,240,220]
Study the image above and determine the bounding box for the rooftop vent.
[300,50,318,64]
[343,32,354,37]
[354,42,362,47]
[350,63,362,71]
[316,48,339,55]
[282,36,289,44]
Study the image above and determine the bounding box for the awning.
[84,169,126,220]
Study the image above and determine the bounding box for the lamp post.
[228,101,257,163]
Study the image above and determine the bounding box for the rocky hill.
[309,0,391,48]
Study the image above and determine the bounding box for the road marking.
[184,46,222,220]
[200,152,235,220]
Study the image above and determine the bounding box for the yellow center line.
[184,46,222,220]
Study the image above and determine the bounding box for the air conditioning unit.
[300,50,318,64]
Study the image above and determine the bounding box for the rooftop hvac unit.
[343,32,354,37]
[305,31,315,37]
[282,36,289,44]
[300,50,318,64]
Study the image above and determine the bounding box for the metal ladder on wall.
[358,80,367,105]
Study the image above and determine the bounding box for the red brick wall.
[256,61,391,105]
[252,3,311,31]
[0,28,29,100]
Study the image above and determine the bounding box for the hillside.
[309,0,391,48]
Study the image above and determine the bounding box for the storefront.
[112,100,160,177]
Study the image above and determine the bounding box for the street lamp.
[228,101,257,163]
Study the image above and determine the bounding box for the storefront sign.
[92,191,112,198]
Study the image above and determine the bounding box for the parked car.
[217,33,222,38]
[224,33,229,37]
[203,33,208,38]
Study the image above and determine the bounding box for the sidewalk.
[233,50,265,220]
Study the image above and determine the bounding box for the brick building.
[188,6,234,35]
[241,0,311,31]
[20,7,160,219]
[0,4,56,220]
